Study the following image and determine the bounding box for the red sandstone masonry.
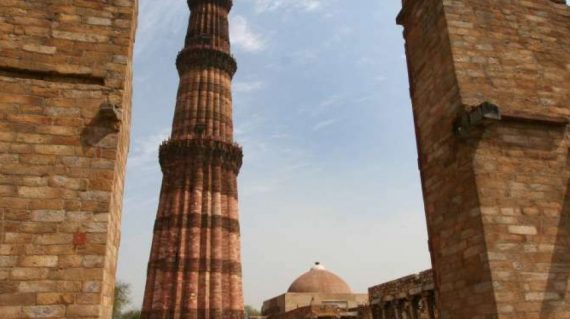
[398,0,570,318]
[141,1,244,318]
[0,0,138,318]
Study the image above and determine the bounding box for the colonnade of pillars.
[371,292,437,319]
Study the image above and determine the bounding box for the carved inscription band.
[148,257,242,275]
[153,214,240,233]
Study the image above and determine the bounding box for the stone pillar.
[407,298,418,319]
[378,303,387,319]
[393,301,401,319]
[373,304,385,319]
[421,293,435,319]
[398,0,570,318]
[0,1,138,318]
[141,0,244,318]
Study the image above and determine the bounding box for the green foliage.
[120,310,142,319]
[113,281,141,319]
[244,305,261,319]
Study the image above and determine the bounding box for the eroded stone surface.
[0,1,138,318]
[398,0,570,318]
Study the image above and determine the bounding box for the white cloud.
[234,80,264,93]
[319,94,342,108]
[313,118,338,131]
[375,75,387,82]
[250,0,326,13]
[231,16,266,53]
[135,0,187,56]
[128,128,170,170]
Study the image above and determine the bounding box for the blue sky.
[118,0,430,310]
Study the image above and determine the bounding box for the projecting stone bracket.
[99,103,123,132]
[454,102,501,137]
[454,101,569,138]
[80,103,123,147]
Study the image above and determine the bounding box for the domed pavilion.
[260,263,369,319]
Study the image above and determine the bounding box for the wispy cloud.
[249,0,326,13]
[234,80,264,93]
[135,0,187,56]
[299,94,343,117]
[312,118,338,131]
[128,128,171,171]
[231,16,266,52]
[319,94,342,108]
[375,75,387,82]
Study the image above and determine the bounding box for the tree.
[113,282,131,319]
[121,310,142,319]
[244,305,261,319]
[113,281,141,319]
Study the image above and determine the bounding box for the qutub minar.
[141,0,244,318]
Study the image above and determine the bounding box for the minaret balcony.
[158,138,243,174]
[187,0,233,11]
[176,47,237,77]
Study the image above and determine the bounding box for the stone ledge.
[176,48,237,78]
[187,0,233,11]
[159,138,243,173]
[455,101,569,137]
[0,65,105,86]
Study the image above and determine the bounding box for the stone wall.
[0,1,137,318]
[369,270,437,319]
[398,0,570,318]
[266,305,353,319]
[262,293,369,317]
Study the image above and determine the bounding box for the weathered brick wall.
[368,270,434,300]
[267,305,344,319]
[0,1,137,318]
[368,270,437,319]
[398,0,570,318]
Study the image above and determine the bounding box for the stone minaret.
[142,0,244,318]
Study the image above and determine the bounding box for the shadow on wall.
[540,152,570,317]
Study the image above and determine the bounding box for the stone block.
[67,305,101,317]
[34,233,73,245]
[0,256,18,267]
[18,281,57,293]
[31,210,65,222]
[508,225,538,236]
[22,305,66,318]
[0,293,36,306]
[86,17,112,26]
[20,256,58,268]
[11,268,49,280]
[51,30,108,43]
[36,293,74,305]
[0,306,22,319]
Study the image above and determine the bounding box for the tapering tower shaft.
[142,1,244,318]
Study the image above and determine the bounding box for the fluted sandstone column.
[142,0,244,318]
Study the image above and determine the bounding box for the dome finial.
[311,262,325,271]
